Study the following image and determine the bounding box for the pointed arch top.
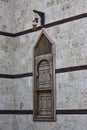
[34,29,56,56]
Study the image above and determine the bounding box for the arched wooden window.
[33,30,56,121]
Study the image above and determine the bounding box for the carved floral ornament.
[33,29,56,121]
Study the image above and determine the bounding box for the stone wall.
[0,0,87,130]
[14,0,87,32]
[0,1,15,128]
[14,115,87,130]
[0,0,14,32]
[0,36,15,129]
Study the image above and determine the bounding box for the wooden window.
[33,30,56,121]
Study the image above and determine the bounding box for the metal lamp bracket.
[33,10,45,26]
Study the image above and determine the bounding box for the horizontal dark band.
[56,109,87,114]
[0,110,33,114]
[0,65,86,79]
[0,72,33,79]
[0,13,87,37]
[0,109,87,114]
[10,13,87,37]
[0,31,14,37]
[55,65,87,73]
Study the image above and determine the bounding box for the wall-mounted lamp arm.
[33,10,45,26]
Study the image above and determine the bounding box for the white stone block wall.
[0,37,14,73]
[13,18,87,129]
[13,18,87,73]
[56,70,87,109]
[14,115,87,130]
[0,0,87,130]
[14,0,87,32]
[0,0,14,32]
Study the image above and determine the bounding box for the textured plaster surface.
[0,0,87,32]
[14,115,87,130]
[0,0,87,130]
[0,0,14,32]
[13,18,87,73]
[14,0,87,32]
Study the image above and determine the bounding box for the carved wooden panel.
[37,91,52,116]
[37,60,51,89]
